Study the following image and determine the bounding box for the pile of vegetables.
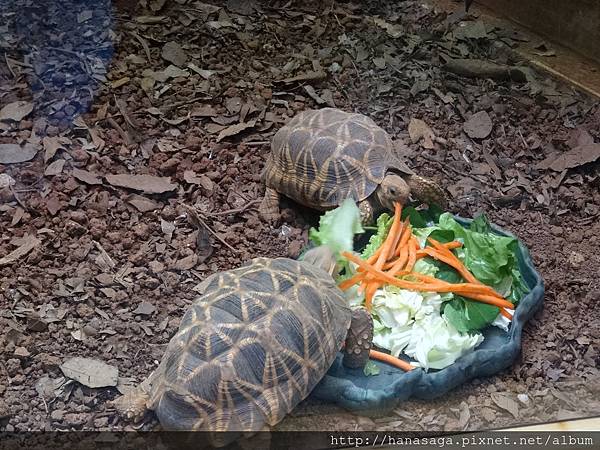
[308,199,529,374]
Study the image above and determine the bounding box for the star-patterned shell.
[263,108,413,209]
[146,257,351,432]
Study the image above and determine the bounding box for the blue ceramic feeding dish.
[308,215,545,413]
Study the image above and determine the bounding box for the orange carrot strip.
[465,293,514,309]
[427,238,480,285]
[404,238,418,272]
[386,246,409,274]
[500,309,513,320]
[444,241,463,250]
[375,203,402,269]
[369,349,414,371]
[394,218,411,257]
[420,247,480,286]
[364,282,379,311]
[338,273,366,291]
[341,251,514,309]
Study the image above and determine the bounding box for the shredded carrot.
[369,349,414,371]
[364,282,379,311]
[375,203,403,269]
[423,241,479,285]
[404,238,418,272]
[341,344,415,372]
[385,246,409,273]
[394,218,412,257]
[338,272,366,290]
[341,251,513,309]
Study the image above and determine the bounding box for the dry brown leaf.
[0,143,38,164]
[133,302,156,315]
[174,254,198,271]
[276,70,327,84]
[464,111,493,139]
[0,234,41,266]
[161,41,187,66]
[60,357,118,388]
[105,174,177,194]
[490,392,520,419]
[44,159,65,177]
[537,144,600,172]
[190,104,217,117]
[42,136,66,162]
[408,118,435,149]
[0,101,34,122]
[72,168,102,185]
[126,194,162,212]
[216,120,257,142]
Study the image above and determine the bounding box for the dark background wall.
[478,0,600,64]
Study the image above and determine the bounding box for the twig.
[180,204,237,253]
[244,141,270,147]
[205,200,261,217]
[130,31,152,63]
[160,95,213,113]
[517,129,528,149]
[419,154,488,183]
[107,117,133,146]
[114,95,138,130]
[3,52,16,78]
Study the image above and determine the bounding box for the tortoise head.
[375,173,411,211]
[300,246,337,276]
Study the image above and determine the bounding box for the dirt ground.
[1,0,599,434]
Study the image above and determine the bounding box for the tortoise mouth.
[376,174,411,211]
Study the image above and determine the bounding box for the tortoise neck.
[301,246,337,276]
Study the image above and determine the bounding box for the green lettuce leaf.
[361,212,393,259]
[363,360,381,376]
[308,198,364,255]
[442,296,499,334]
[436,212,528,301]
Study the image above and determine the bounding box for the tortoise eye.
[389,187,398,196]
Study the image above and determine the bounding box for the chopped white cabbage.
[370,286,484,371]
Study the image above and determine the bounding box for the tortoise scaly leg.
[405,174,448,209]
[343,308,373,369]
[358,199,375,226]
[259,187,281,222]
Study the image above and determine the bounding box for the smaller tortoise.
[260,108,447,224]
[113,246,372,446]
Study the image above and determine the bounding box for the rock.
[50,409,65,421]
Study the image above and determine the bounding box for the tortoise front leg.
[342,307,373,369]
[405,174,448,209]
[259,187,281,222]
[111,386,150,422]
[357,199,375,226]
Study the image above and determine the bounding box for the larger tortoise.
[113,246,372,446]
[260,108,447,224]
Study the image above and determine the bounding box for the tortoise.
[113,246,373,445]
[259,108,447,224]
